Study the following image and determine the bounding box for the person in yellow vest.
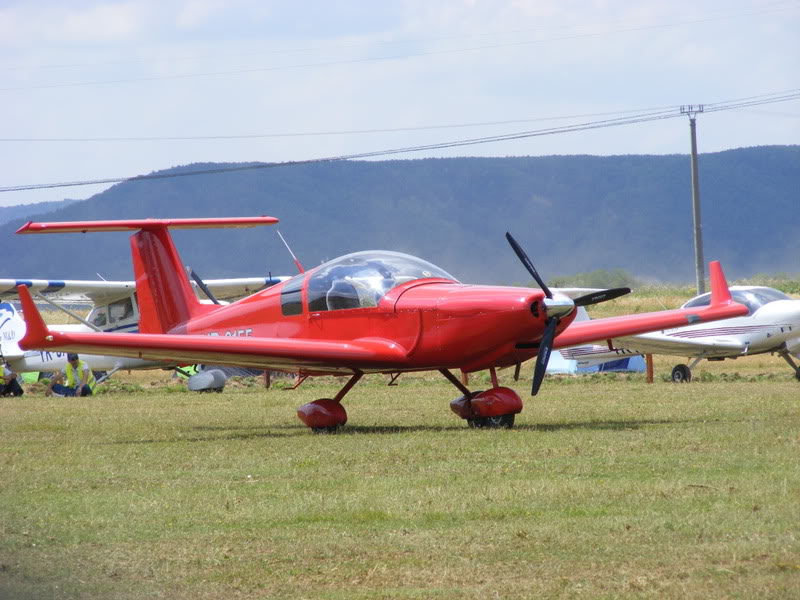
[1,362,24,397]
[46,353,96,397]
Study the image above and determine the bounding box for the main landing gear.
[295,368,523,433]
[442,368,523,429]
[671,357,704,383]
[296,372,362,434]
[778,351,800,381]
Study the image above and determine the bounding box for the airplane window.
[91,310,107,328]
[306,250,457,312]
[108,298,134,323]
[681,287,790,316]
[751,288,791,303]
[280,275,304,316]
[682,293,711,309]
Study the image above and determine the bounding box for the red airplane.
[15,217,747,432]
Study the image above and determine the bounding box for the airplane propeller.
[505,232,553,299]
[573,287,631,307]
[506,232,632,395]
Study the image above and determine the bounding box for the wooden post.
[460,371,469,386]
[264,370,271,389]
[646,354,654,384]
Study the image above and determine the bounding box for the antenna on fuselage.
[276,230,305,274]
[186,266,221,305]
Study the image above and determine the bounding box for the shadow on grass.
[110,417,696,444]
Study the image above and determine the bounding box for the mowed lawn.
[1,369,799,599]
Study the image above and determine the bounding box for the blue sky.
[1,0,798,207]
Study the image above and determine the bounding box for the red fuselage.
[181,278,562,374]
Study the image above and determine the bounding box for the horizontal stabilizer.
[16,216,278,234]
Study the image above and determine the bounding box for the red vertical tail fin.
[131,227,209,333]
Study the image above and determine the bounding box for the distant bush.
[548,268,642,289]
[733,274,800,295]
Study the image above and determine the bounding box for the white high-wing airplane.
[0,277,286,379]
[559,286,800,382]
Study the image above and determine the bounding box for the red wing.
[21,330,409,372]
[553,302,748,349]
[554,261,747,349]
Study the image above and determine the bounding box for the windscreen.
[682,287,791,315]
[307,251,456,312]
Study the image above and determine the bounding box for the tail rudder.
[130,227,208,333]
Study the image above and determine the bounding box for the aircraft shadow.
[110,418,698,444]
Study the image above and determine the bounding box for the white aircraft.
[559,286,800,382]
[0,276,286,381]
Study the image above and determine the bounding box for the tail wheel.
[671,364,692,383]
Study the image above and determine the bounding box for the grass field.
[1,361,799,599]
[2,291,798,598]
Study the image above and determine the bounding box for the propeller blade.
[573,287,631,307]
[531,317,559,396]
[505,232,553,299]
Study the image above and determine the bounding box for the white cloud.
[175,0,226,29]
[0,2,147,46]
[59,2,144,42]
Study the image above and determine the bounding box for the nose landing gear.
[442,369,522,429]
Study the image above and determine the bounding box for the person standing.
[0,362,24,397]
[46,353,96,397]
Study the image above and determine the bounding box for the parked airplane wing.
[610,332,747,356]
[0,276,287,305]
[0,279,134,304]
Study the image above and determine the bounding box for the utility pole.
[681,104,705,295]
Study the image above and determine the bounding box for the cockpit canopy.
[279,251,457,315]
[682,286,791,315]
[307,251,457,312]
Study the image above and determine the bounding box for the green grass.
[1,373,799,599]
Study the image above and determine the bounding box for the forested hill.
[1,146,798,285]
[0,199,75,225]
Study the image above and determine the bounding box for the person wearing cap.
[0,362,24,397]
[46,353,96,397]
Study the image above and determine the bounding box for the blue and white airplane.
[559,286,800,382]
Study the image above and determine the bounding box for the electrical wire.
[2,92,797,194]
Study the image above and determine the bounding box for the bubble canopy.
[306,251,458,312]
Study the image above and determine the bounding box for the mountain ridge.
[2,145,797,285]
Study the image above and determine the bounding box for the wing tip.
[708,261,734,306]
[16,284,52,349]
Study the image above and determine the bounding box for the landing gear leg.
[779,351,800,381]
[297,372,363,433]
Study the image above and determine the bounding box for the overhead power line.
[0,106,680,143]
[0,91,798,194]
